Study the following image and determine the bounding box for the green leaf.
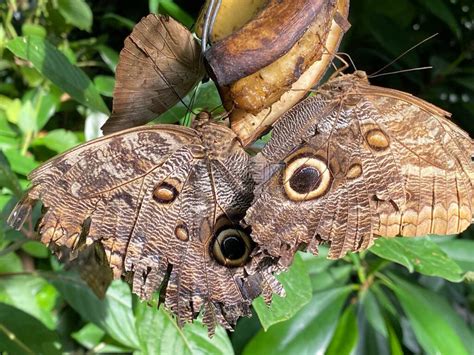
[94,75,115,97]
[21,24,47,38]
[386,320,403,355]
[56,0,93,31]
[0,151,22,197]
[97,45,119,72]
[370,237,463,282]
[3,148,39,176]
[326,304,358,355]
[158,1,194,28]
[0,276,59,330]
[102,13,135,30]
[416,0,462,39]
[243,286,353,355]
[7,36,109,114]
[21,241,50,258]
[52,276,139,349]
[310,264,353,292]
[30,87,60,131]
[0,251,23,273]
[0,302,61,354]
[135,301,234,355]
[388,274,472,354]
[149,0,159,13]
[32,128,79,153]
[436,239,474,272]
[72,323,105,350]
[253,253,312,330]
[17,100,36,134]
[157,81,222,124]
[362,289,387,337]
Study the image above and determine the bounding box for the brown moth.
[246,71,474,266]
[102,14,204,134]
[8,113,282,333]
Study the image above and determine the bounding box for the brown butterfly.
[102,14,204,134]
[8,113,282,333]
[246,71,474,266]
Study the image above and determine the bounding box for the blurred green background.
[0,0,473,354]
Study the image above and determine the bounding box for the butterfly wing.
[246,73,474,264]
[102,14,204,134]
[9,123,280,332]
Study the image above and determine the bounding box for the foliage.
[0,0,473,354]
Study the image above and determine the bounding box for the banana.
[231,0,350,145]
[196,0,350,145]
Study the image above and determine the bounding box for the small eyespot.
[346,163,363,179]
[366,129,390,150]
[153,182,178,203]
[212,228,252,267]
[283,155,331,201]
[175,224,189,241]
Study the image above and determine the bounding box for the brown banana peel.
[233,0,350,145]
[198,0,350,146]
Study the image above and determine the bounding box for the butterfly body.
[8,117,281,332]
[246,71,474,264]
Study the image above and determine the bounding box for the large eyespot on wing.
[283,154,331,201]
[102,14,204,134]
[8,121,281,334]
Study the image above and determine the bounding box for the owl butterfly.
[246,70,474,266]
[8,113,282,333]
[102,14,204,134]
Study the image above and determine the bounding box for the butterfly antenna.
[201,0,222,54]
[369,33,438,77]
[369,66,433,79]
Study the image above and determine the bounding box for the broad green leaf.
[326,304,358,355]
[21,23,47,38]
[417,0,461,38]
[97,45,119,72]
[31,87,60,130]
[0,251,22,273]
[310,264,352,292]
[17,100,36,134]
[0,302,61,354]
[370,237,463,282]
[52,276,139,349]
[7,36,109,114]
[32,128,79,153]
[0,111,16,137]
[57,0,93,31]
[72,323,105,350]
[0,276,58,330]
[243,286,353,355]
[21,241,50,258]
[0,151,22,197]
[3,148,39,176]
[94,75,115,97]
[253,253,312,330]
[388,274,472,355]
[436,239,474,272]
[135,301,234,355]
[362,289,387,337]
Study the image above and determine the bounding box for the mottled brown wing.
[246,72,474,265]
[102,14,204,134]
[8,122,281,333]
